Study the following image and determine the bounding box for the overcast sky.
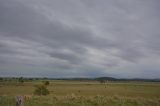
[0,0,160,78]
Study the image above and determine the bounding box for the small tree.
[18,77,24,84]
[34,85,49,96]
[0,78,3,82]
[44,81,50,86]
[98,79,105,84]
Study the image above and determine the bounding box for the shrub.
[98,79,105,84]
[34,85,49,96]
[18,77,24,84]
[44,81,50,86]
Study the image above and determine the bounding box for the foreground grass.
[0,95,160,106]
[0,80,160,106]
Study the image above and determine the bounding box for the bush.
[44,81,50,86]
[34,85,49,96]
[98,79,105,84]
[18,77,24,84]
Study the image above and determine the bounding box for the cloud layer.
[0,0,160,78]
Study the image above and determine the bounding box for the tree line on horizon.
[0,77,160,82]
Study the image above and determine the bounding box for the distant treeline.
[95,77,160,82]
[0,77,160,82]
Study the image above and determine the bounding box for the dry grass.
[0,80,160,106]
[0,95,160,106]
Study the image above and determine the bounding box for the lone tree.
[98,79,105,84]
[44,81,50,86]
[34,85,49,96]
[18,77,24,84]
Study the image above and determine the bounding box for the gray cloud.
[0,0,160,78]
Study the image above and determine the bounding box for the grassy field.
[0,80,160,106]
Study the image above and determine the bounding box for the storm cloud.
[0,0,160,78]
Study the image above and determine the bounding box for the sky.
[0,0,160,78]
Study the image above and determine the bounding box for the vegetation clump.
[18,77,24,84]
[44,81,50,86]
[34,85,49,96]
